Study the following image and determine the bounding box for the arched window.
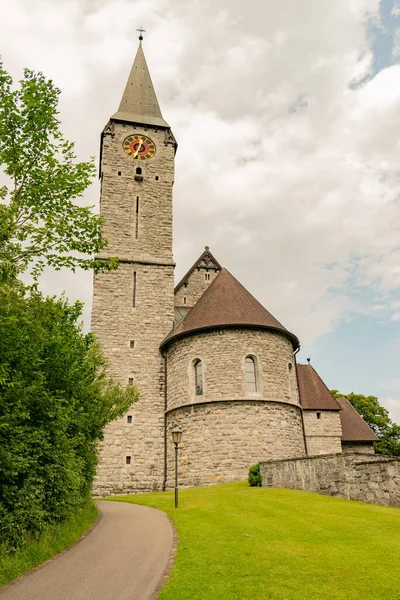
[136,167,142,175]
[245,356,257,393]
[194,359,203,396]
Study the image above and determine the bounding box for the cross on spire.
[137,26,146,41]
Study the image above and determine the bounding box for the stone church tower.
[92,39,378,496]
[91,38,177,494]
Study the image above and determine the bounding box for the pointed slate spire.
[112,40,170,128]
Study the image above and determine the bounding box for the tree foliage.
[0,281,137,552]
[331,390,400,456]
[0,60,117,280]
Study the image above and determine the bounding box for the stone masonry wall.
[166,401,306,488]
[303,410,343,455]
[260,453,400,507]
[342,442,375,454]
[92,120,176,495]
[98,121,175,261]
[174,265,219,308]
[166,328,300,410]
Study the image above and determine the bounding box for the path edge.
[0,508,102,593]
[149,513,179,600]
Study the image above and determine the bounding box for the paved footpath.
[0,501,174,600]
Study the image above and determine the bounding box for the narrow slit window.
[136,167,142,175]
[133,271,136,308]
[135,196,139,239]
[126,456,131,465]
[245,356,257,392]
[194,359,203,396]
[127,415,132,424]
[317,412,321,420]
[128,377,134,385]
[130,339,135,349]
[183,297,187,305]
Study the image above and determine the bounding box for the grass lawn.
[109,482,400,600]
[0,500,98,587]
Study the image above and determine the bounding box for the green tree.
[0,61,117,280]
[331,390,400,456]
[0,281,137,552]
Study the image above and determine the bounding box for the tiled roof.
[336,396,379,442]
[297,364,341,410]
[162,268,299,348]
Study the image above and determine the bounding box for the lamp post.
[171,426,183,509]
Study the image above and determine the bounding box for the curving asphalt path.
[0,501,175,600]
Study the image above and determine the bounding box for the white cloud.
[380,397,400,424]
[2,0,400,349]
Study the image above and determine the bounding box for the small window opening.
[194,359,203,396]
[183,282,188,288]
[127,415,132,424]
[126,456,131,465]
[136,167,142,175]
[155,176,159,181]
[130,340,135,349]
[135,197,139,239]
[183,297,187,305]
[245,356,257,393]
[317,412,321,419]
[133,271,137,308]
[288,362,292,370]
[128,377,134,385]
[118,171,122,176]
[205,272,211,281]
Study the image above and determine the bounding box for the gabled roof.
[297,364,341,410]
[162,268,299,348]
[175,247,222,293]
[336,397,379,442]
[111,42,170,128]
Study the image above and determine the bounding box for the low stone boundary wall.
[260,453,400,507]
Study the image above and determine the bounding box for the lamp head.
[172,425,183,445]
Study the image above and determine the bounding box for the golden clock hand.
[133,139,144,158]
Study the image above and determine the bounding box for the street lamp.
[171,426,183,508]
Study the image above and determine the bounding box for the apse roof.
[111,42,170,128]
[336,396,379,442]
[162,268,299,348]
[297,364,342,410]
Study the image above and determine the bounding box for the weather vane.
[137,26,146,41]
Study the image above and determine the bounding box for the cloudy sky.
[2,0,400,422]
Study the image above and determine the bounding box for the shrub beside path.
[0,501,174,600]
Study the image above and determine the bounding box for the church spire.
[111,36,170,128]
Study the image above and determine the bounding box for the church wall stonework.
[166,401,306,488]
[303,410,342,455]
[92,262,174,496]
[174,265,219,308]
[98,121,175,262]
[342,442,375,454]
[165,328,300,410]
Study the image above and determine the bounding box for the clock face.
[123,134,156,160]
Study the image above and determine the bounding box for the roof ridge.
[174,246,222,293]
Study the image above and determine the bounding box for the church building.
[91,37,377,496]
